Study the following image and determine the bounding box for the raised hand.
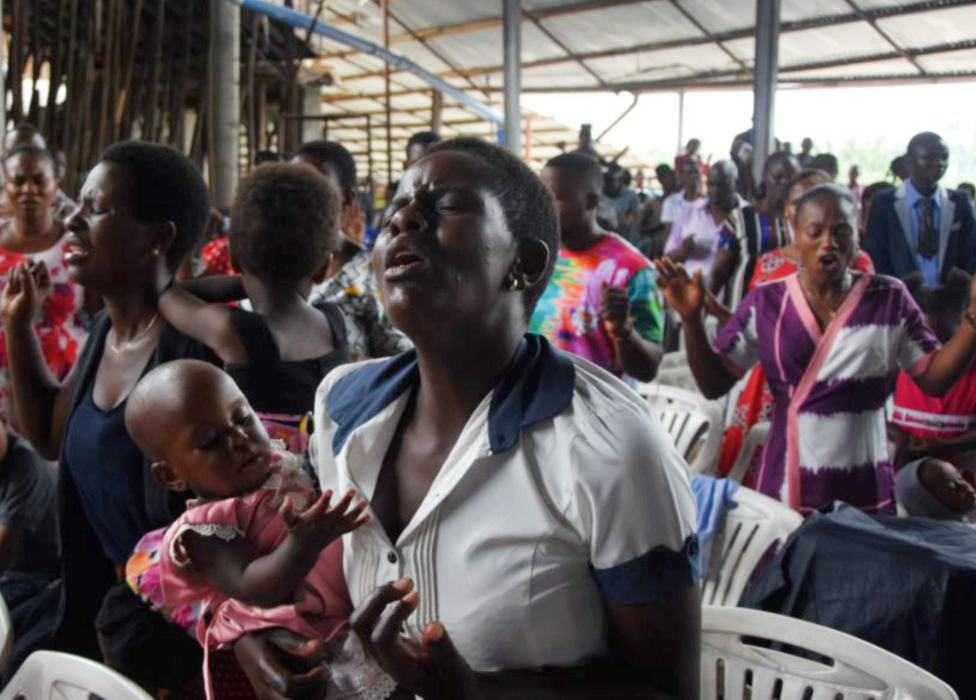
[1,261,46,328]
[350,580,480,700]
[599,284,632,340]
[280,489,369,556]
[654,257,705,321]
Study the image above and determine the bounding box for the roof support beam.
[460,38,976,94]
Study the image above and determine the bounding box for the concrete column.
[503,0,521,156]
[752,0,781,184]
[212,0,240,210]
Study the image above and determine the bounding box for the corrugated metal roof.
[272,0,976,179]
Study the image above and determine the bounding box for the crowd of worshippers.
[0,116,971,699]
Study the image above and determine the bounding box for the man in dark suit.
[863,132,976,286]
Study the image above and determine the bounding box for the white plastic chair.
[637,383,723,474]
[0,593,11,673]
[702,486,802,607]
[655,351,699,392]
[0,651,153,700]
[701,606,958,700]
[726,422,770,483]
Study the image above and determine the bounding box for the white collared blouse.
[310,336,698,673]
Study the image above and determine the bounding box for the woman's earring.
[151,248,160,257]
[508,274,523,291]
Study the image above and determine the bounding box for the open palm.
[654,257,704,320]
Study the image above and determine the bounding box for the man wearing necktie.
[864,132,976,287]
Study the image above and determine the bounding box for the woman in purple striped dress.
[656,184,976,514]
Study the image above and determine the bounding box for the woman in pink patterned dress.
[0,145,86,421]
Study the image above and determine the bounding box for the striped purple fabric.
[714,273,939,513]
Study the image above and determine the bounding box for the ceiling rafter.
[321,0,657,52]
[330,0,972,83]
[667,0,749,74]
[841,0,927,75]
[523,8,608,88]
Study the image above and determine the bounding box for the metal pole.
[212,0,240,210]
[752,0,780,185]
[502,0,521,155]
[676,89,685,157]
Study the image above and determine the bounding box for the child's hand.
[281,489,369,555]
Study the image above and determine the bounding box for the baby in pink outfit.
[124,360,396,700]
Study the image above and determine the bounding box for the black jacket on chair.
[862,183,976,282]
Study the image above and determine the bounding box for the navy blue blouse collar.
[326,334,576,456]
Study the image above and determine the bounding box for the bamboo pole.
[257,76,266,151]
[115,0,144,136]
[383,0,392,186]
[10,0,23,122]
[43,0,66,138]
[158,40,175,143]
[169,2,192,150]
[61,0,78,155]
[146,0,165,141]
[246,12,259,168]
[95,0,118,155]
[205,0,217,186]
[28,0,43,124]
[77,7,97,170]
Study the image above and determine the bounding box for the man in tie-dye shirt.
[530,152,664,382]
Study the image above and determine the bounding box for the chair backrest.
[701,606,959,700]
[0,651,154,700]
[636,383,723,474]
[726,422,770,483]
[701,486,802,607]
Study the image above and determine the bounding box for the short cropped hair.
[907,131,945,156]
[406,131,441,154]
[230,163,340,283]
[295,140,356,194]
[809,153,838,176]
[427,137,559,318]
[100,141,210,272]
[904,268,971,318]
[544,151,603,192]
[794,182,855,222]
